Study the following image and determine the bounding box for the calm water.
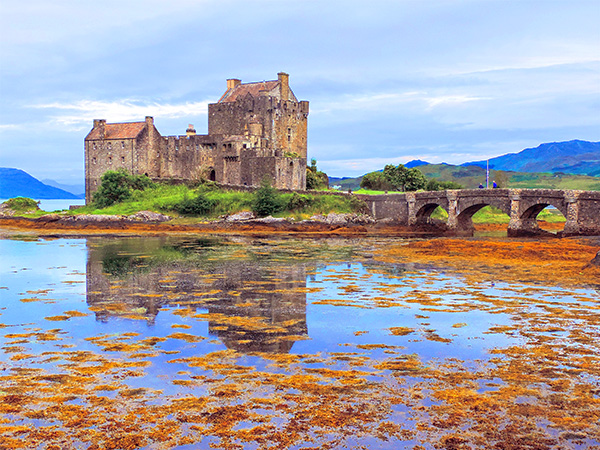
[0,235,598,449]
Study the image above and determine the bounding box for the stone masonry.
[85,73,308,203]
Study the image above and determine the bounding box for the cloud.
[30,99,210,130]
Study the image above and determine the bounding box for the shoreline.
[0,215,566,238]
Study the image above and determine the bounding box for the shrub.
[4,197,40,212]
[253,177,284,217]
[173,193,215,216]
[425,180,464,191]
[349,195,369,214]
[287,192,313,210]
[93,170,155,208]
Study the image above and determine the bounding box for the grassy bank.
[73,183,365,220]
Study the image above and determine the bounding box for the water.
[0,235,598,449]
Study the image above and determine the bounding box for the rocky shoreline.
[0,211,436,237]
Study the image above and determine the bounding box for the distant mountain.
[405,159,431,168]
[0,168,81,199]
[41,179,85,196]
[462,140,600,176]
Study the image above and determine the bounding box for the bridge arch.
[415,203,448,224]
[452,191,512,234]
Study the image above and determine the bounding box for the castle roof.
[218,80,280,103]
[86,122,146,140]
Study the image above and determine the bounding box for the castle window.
[108,156,112,164]
[243,144,247,149]
[121,141,125,149]
[121,156,125,163]
[287,128,292,142]
[93,143,97,150]
[108,143,112,150]
[92,157,97,164]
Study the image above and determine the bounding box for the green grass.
[71,183,363,220]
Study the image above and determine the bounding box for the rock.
[251,216,290,224]
[38,214,62,222]
[225,211,255,222]
[309,213,375,225]
[67,214,126,222]
[590,251,600,267]
[128,211,171,222]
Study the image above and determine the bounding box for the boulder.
[128,211,171,222]
[225,211,255,222]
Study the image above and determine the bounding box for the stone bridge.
[356,189,600,236]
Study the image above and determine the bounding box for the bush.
[287,193,313,210]
[173,193,215,216]
[4,197,40,212]
[253,177,284,217]
[93,170,155,208]
[425,180,464,191]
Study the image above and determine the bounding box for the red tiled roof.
[86,122,146,140]
[218,80,279,103]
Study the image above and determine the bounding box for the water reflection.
[86,237,310,353]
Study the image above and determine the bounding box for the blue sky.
[0,0,599,184]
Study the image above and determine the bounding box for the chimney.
[94,119,106,139]
[146,116,155,150]
[227,78,241,90]
[186,124,196,136]
[278,72,289,100]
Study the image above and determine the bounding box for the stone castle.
[85,72,308,203]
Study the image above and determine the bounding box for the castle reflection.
[85,236,309,353]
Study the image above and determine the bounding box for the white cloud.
[31,99,210,130]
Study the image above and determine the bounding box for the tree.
[360,171,394,191]
[306,159,329,190]
[382,164,427,191]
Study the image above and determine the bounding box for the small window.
[92,157,97,164]
[121,141,125,149]
[287,128,292,143]
[243,144,247,149]
[121,156,125,163]
[108,156,112,164]
[93,143,97,150]
[108,143,112,150]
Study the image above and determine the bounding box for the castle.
[85,73,309,203]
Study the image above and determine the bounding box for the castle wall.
[85,74,309,203]
[161,135,216,180]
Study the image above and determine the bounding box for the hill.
[41,179,85,197]
[419,164,600,190]
[0,168,81,199]
[463,140,600,175]
[334,163,600,192]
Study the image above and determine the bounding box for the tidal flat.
[0,234,599,449]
